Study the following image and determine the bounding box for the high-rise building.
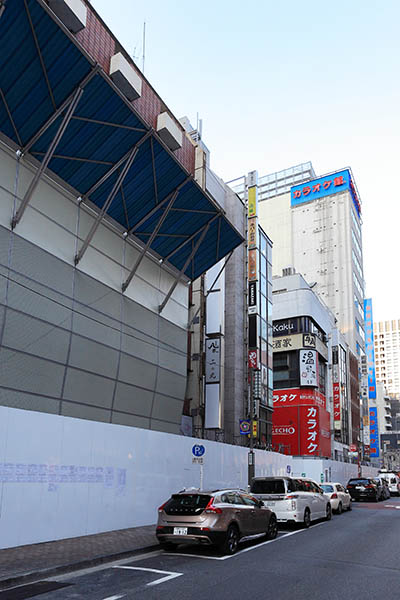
[374,319,400,398]
[229,164,365,357]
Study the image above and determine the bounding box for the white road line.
[102,595,125,600]
[165,523,327,561]
[113,565,183,587]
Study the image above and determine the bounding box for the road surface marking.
[102,596,125,600]
[165,523,327,561]
[113,565,182,586]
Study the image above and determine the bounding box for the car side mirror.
[258,500,264,508]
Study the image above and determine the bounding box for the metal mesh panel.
[3,309,70,363]
[0,387,60,414]
[112,382,153,416]
[61,401,110,423]
[156,367,186,400]
[68,335,119,379]
[63,368,114,409]
[151,393,184,422]
[0,348,64,396]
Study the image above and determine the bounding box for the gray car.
[156,488,278,554]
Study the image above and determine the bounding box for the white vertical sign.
[300,350,318,387]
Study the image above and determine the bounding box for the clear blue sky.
[93,0,400,322]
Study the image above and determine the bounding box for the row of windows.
[351,209,361,239]
[351,228,362,257]
[352,249,363,280]
[353,272,364,298]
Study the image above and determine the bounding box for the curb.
[0,543,160,591]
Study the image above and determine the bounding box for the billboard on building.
[364,298,376,400]
[272,388,326,409]
[291,168,361,216]
[272,403,331,457]
[369,406,380,458]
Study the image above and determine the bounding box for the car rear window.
[347,479,371,485]
[250,479,285,494]
[321,485,334,493]
[163,494,212,515]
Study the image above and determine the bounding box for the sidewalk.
[0,524,159,590]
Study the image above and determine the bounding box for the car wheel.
[303,508,311,528]
[325,504,332,521]
[221,524,240,555]
[336,502,342,515]
[347,501,352,511]
[160,542,176,552]
[266,514,278,540]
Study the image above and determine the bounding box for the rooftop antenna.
[142,21,146,73]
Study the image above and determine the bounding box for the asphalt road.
[3,497,400,600]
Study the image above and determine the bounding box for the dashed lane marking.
[113,565,183,587]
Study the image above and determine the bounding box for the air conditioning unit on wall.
[109,52,142,101]
[48,0,87,33]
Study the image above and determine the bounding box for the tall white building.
[374,319,400,397]
[229,164,365,358]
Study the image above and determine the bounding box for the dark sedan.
[347,478,380,502]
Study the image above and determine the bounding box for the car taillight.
[204,497,223,514]
[365,484,375,489]
[285,495,299,499]
[331,493,338,499]
[158,502,167,512]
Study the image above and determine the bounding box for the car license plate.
[267,501,275,506]
[173,527,188,535]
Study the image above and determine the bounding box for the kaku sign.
[291,169,361,216]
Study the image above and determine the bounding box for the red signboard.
[248,349,258,369]
[272,388,326,410]
[272,389,331,458]
[333,382,340,421]
[271,406,300,455]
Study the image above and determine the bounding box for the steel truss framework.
[0,0,243,312]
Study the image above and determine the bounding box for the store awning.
[0,0,243,299]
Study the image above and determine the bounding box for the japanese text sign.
[369,406,379,457]
[300,350,318,387]
[364,298,376,399]
[291,169,361,216]
[205,338,220,384]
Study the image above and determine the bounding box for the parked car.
[379,472,400,496]
[320,482,352,513]
[156,489,278,555]
[346,478,380,502]
[374,476,391,500]
[250,476,332,527]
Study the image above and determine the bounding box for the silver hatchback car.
[156,488,278,554]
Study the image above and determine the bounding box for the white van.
[379,471,400,496]
[250,476,332,527]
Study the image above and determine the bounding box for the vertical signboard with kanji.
[364,299,376,400]
[299,350,318,387]
[369,406,379,458]
[205,338,220,383]
[332,345,341,426]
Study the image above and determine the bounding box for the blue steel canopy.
[0,0,243,286]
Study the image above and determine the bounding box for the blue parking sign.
[192,444,205,457]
